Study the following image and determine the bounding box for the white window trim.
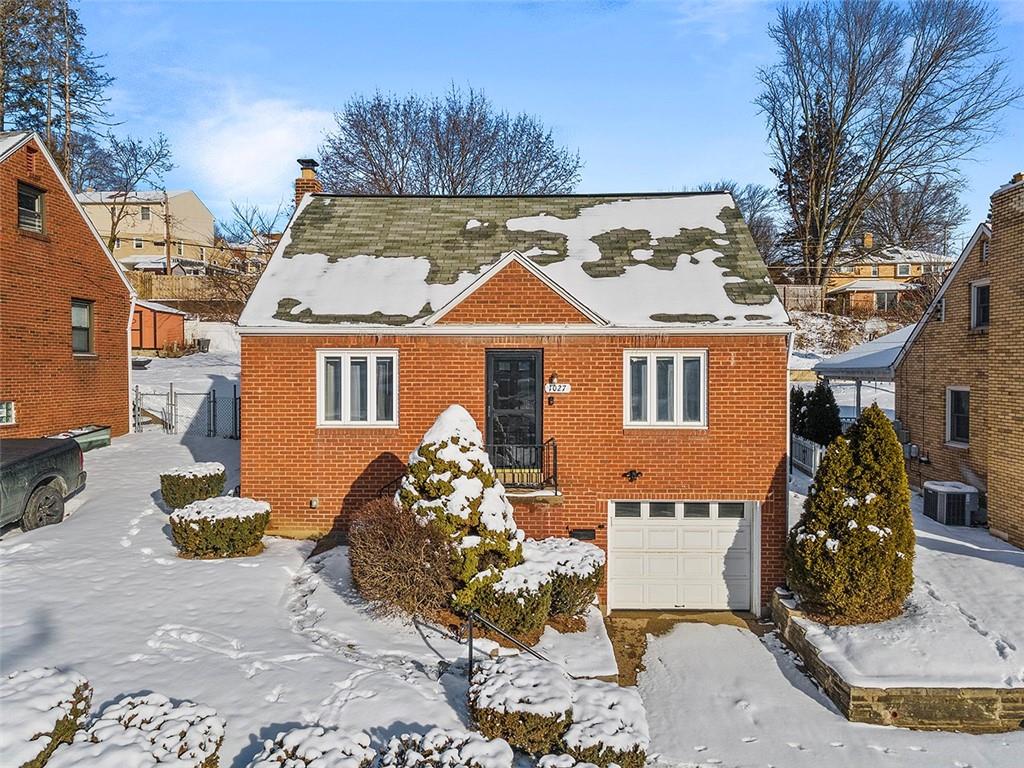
[140,205,151,221]
[0,400,15,426]
[945,385,970,448]
[114,238,121,249]
[622,349,708,429]
[133,237,143,249]
[897,263,910,277]
[970,279,990,329]
[316,348,398,428]
[871,264,879,277]
[610,499,751,521]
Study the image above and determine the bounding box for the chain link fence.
[133,384,240,439]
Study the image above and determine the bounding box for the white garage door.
[608,500,753,610]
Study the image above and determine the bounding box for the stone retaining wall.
[771,590,1024,733]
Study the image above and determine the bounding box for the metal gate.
[133,384,240,439]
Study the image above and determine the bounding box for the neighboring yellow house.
[826,239,954,313]
[75,189,231,271]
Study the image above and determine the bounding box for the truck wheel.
[22,483,65,530]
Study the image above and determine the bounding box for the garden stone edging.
[771,590,1024,733]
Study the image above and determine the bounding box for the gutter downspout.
[127,295,137,430]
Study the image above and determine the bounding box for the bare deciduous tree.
[319,85,582,195]
[860,174,970,258]
[758,0,1020,285]
[92,132,173,252]
[694,179,780,262]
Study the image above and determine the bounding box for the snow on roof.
[76,189,187,204]
[136,299,188,315]
[813,325,914,381]
[239,193,789,330]
[863,246,952,264]
[827,279,917,295]
[0,130,31,161]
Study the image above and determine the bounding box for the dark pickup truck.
[0,438,86,530]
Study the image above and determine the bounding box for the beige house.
[892,174,1023,549]
[76,189,223,270]
[827,241,954,313]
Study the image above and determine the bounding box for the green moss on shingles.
[273,297,432,325]
[649,313,719,323]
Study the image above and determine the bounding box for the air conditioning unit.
[923,481,979,526]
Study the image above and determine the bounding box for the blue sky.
[81,0,1024,247]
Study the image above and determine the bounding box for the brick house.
[239,175,792,615]
[893,173,1024,549]
[1,131,134,437]
[826,241,953,314]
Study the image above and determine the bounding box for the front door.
[486,350,542,473]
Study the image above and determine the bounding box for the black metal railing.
[464,610,551,681]
[485,438,558,492]
[378,472,406,499]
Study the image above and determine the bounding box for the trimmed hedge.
[170,497,270,559]
[566,743,646,768]
[248,725,375,768]
[160,463,226,510]
[549,565,604,619]
[476,579,553,641]
[1,667,92,768]
[381,728,513,768]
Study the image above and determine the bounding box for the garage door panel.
[716,527,749,550]
[614,554,645,578]
[680,528,714,548]
[646,582,679,606]
[723,553,751,578]
[646,554,679,578]
[611,528,645,549]
[679,554,714,578]
[613,582,645,606]
[646,529,680,549]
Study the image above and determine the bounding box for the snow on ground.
[133,322,240,396]
[793,379,895,421]
[0,422,616,767]
[639,624,1023,768]
[787,474,1024,689]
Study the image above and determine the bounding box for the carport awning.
[813,325,913,383]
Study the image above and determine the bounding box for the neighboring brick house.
[826,241,953,314]
[239,173,793,616]
[1,131,134,437]
[893,173,1024,549]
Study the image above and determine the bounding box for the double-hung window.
[875,291,899,311]
[897,263,910,277]
[946,387,969,446]
[624,350,706,427]
[141,205,151,221]
[971,281,990,329]
[17,182,44,232]
[317,349,398,426]
[71,299,93,354]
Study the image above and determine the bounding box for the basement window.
[17,182,44,233]
[0,401,15,425]
[317,349,398,427]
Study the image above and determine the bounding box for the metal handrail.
[465,610,551,681]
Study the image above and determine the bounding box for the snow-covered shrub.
[786,404,914,624]
[537,756,607,768]
[160,462,226,510]
[47,693,225,768]
[801,380,842,446]
[247,725,375,768]
[170,496,270,558]
[563,680,648,768]
[0,667,92,768]
[523,538,605,619]
[380,727,513,768]
[475,559,553,640]
[348,496,454,619]
[397,406,524,612]
[468,655,573,754]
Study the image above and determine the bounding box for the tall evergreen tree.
[803,380,842,447]
[790,387,807,439]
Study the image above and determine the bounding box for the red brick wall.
[438,260,594,324]
[241,331,789,608]
[0,137,132,437]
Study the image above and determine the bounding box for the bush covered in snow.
[523,538,605,619]
[563,679,648,768]
[537,756,607,768]
[380,727,513,768]
[169,496,270,558]
[47,693,225,768]
[0,667,92,768]
[786,404,914,623]
[349,496,454,619]
[160,462,226,510]
[468,655,573,754]
[247,725,375,768]
[476,566,553,640]
[397,406,524,612]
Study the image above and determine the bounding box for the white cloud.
[176,95,332,216]
[672,0,766,43]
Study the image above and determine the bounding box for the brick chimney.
[294,158,322,208]
[862,231,874,250]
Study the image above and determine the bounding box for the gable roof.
[891,221,991,372]
[239,192,789,331]
[1,131,135,298]
[76,189,189,204]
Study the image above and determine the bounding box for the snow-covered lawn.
[0,422,616,767]
[133,321,240,396]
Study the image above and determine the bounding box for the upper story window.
[176,241,184,256]
[141,205,151,221]
[946,387,969,446]
[17,182,44,233]
[897,263,910,277]
[971,281,990,329]
[838,264,854,274]
[114,238,121,249]
[870,264,879,277]
[317,350,398,427]
[134,238,143,249]
[71,299,93,354]
[624,350,707,428]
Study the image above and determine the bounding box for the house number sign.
[544,382,571,394]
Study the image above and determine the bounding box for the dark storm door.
[486,350,542,470]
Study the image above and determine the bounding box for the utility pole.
[163,189,172,275]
